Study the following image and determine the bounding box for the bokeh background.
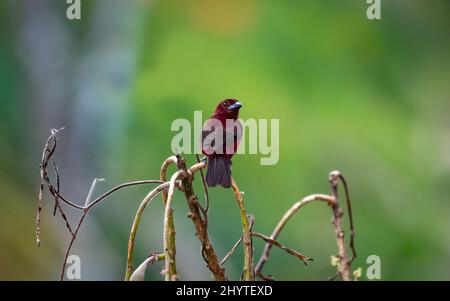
[1,0,449,280]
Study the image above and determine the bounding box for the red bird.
[201,99,243,188]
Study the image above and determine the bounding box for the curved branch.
[86,180,164,210]
[159,156,178,281]
[124,182,171,281]
[187,161,205,175]
[255,194,334,277]
[160,156,178,203]
[163,170,186,281]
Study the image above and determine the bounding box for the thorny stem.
[230,177,254,281]
[125,182,171,281]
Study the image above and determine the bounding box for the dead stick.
[125,182,171,281]
[163,171,185,281]
[329,171,351,281]
[255,194,334,276]
[252,232,311,265]
[230,177,254,281]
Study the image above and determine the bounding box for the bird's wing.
[224,120,242,155]
[201,119,224,155]
[202,119,242,155]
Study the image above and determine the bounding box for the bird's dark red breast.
[201,99,242,188]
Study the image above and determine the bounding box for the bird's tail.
[206,156,232,188]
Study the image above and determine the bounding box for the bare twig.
[51,158,75,237]
[195,154,209,213]
[254,194,334,277]
[38,128,166,280]
[187,160,212,267]
[338,174,356,263]
[160,156,178,203]
[251,232,311,265]
[221,216,254,266]
[51,160,60,216]
[329,171,351,281]
[60,211,87,281]
[58,179,165,281]
[163,170,186,281]
[159,156,178,280]
[37,128,61,246]
[85,180,164,210]
[181,158,226,280]
[125,182,172,281]
[84,178,106,207]
[221,236,243,266]
[230,177,254,281]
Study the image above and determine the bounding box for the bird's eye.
[222,101,228,107]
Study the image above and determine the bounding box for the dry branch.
[255,194,334,277]
[230,177,254,281]
[338,173,356,263]
[181,158,226,280]
[159,156,178,280]
[254,172,356,281]
[252,232,311,265]
[37,129,165,280]
[195,154,210,214]
[329,171,352,280]
[163,170,186,281]
[125,182,172,281]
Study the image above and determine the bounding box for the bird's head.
[213,99,242,120]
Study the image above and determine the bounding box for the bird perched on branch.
[201,99,243,188]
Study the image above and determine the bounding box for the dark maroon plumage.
[201,99,243,188]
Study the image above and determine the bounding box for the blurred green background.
[1,0,449,280]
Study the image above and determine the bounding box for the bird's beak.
[228,102,242,110]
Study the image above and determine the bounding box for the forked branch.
[255,172,356,281]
